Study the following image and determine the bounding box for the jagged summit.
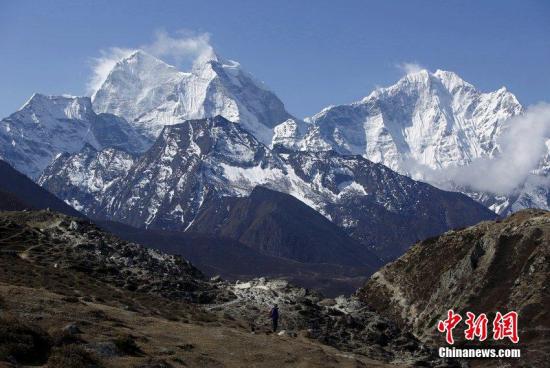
[92,50,187,122]
[275,67,523,176]
[269,68,538,214]
[92,50,294,144]
[0,92,149,179]
[18,93,94,119]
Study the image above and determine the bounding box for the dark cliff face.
[189,186,382,269]
[358,209,550,367]
[0,159,83,217]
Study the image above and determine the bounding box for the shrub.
[133,357,173,368]
[0,315,52,365]
[50,328,84,347]
[112,334,142,356]
[47,345,102,368]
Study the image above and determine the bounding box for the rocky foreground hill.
[0,209,451,367]
[359,209,550,367]
[0,208,548,367]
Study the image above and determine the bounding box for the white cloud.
[142,30,215,66]
[411,103,550,195]
[396,62,425,75]
[87,47,135,95]
[87,30,215,95]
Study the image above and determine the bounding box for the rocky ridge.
[358,209,550,367]
[0,94,149,179]
[40,116,496,261]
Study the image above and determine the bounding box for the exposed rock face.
[358,209,550,366]
[38,144,136,213]
[0,210,220,303]
[0,94,149,179]
[277,148,496,260]
[41,116,496,261]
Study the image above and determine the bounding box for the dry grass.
[47,345,102,368]
[0,283,398,368]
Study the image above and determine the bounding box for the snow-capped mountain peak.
[40,115,496,260]
[0,94,99,179]
[92,49,187,122]
[19,93,94,121]
[0,91,149,179]
[433,69,473,92]
[270,68,536,214]
[92,49,294,144]
[279,69,523,173]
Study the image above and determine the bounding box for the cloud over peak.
[396,62,425,75]
[413,103,550,195]
[87,30,215,95]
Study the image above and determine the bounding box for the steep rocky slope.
[0,159,83,217]
[358,209,550,366]
[189,186,381,268]
[37,145,136,213]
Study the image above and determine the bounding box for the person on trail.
[269,304,279,332]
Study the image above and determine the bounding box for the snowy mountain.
[509,141,550,212]
[271,69,550,214]
[40,116,495,260]
[92,50,294,144]
[37,144,135,212]
[0,94,149,179]
[277,69,523,172]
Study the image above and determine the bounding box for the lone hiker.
[269,304,279,332]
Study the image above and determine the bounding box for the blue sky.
[0,0,548,119]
